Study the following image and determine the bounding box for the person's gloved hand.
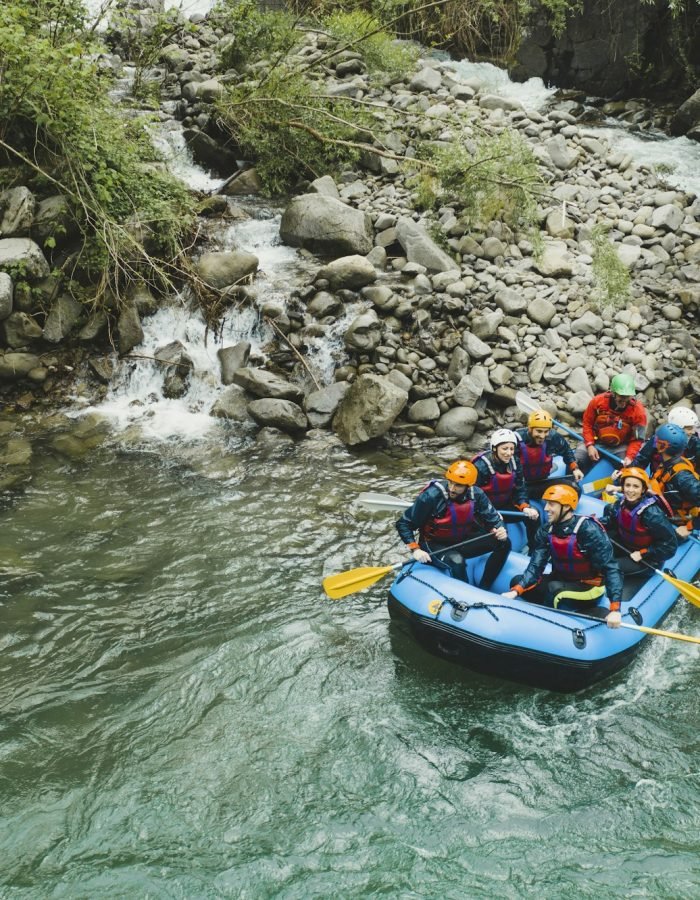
[412,548,431,563]
[606,610,622,628]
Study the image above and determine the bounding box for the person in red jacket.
[575,373,647,473]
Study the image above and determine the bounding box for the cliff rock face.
[512,0,700,102]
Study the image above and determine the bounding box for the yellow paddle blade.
[582,476,613,495]
[323,562,401,600]
[659,570,700,609]
[622,622,700,646]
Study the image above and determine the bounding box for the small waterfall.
[86,104,348,443]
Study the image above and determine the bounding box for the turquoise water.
[2,435,700,898]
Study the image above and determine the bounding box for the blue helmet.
[655,423,688,457]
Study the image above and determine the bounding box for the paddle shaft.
[561,610,700,646]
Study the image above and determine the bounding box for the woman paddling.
[600,467,678,578]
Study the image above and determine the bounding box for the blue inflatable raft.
[387,461,700,691]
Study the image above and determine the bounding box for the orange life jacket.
[651,457,700,525]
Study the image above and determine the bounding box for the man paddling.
[502,484,623,628]
[575,373,647,473]
[650,424,700,539]
[396,460,511,590]
[516,409,584,494]
[633,406,700,475]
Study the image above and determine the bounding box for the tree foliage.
[322,10,419,75]
[0,0,195,303]
[416,131,545,232]
[216,70,370,196]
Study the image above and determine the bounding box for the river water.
[4,11,700,896]
[3,434,700,896]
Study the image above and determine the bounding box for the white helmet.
[668,407,699,429]
[490,428,519,449]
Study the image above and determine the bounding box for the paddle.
[515,390,623,468]
[608,537,700,608]
[568,611,700,646]
[357,492,528,518]
[323,532,496,600]
[582,475,615,495]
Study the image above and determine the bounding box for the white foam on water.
[84,301,272,441]
[150,125,225,193]
[304,302,364,387]
[227,215,300,276]
[448,59,556,112]
[589,127,700,198]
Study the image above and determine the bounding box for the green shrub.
[216,68,371,195]
[0,0,196,302]
[210,0,299,70]
[591,225,631,307]
[422,130,544,231]
[322,10,419,75]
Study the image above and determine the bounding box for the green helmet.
[610,373,636,396]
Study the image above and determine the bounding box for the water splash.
[448,59,556,112]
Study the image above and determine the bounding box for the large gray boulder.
[333,373,408,445]
[0,351,41,379]
[232,367,304,402]
[0,273,12,320]
[344,311,381,352]
[304,381,350,428]
[435,406,479,439]
[316,255,377,291]
[117,305,144,354]
[670,88,700,138]
[395,217,459,274]
[0,187,35,238]
[194,250,259,291]
[280,195,373,258]
[0,238,50,281]
[4,312,42,348]
[210,385,251,421]
[218,341,250,384]
[155,340,193,399]
[43,294,83,343]
[182,128,239,175]
[247,398,307,433]
[31,195,77,248]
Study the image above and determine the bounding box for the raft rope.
[400,566,603,633]
[398,566,499,621]
[397,537,698,633]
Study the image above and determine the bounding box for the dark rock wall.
[511,0,700,102]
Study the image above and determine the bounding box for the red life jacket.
[547,517,603,585]
[615,495,658,550]
[473,452,515,507]
[518,439,554,481]
[420,481,476,543]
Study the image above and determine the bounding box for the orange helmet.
[541,484,579,510]
[445,460,478,486]
[527,410,553,430]
[618,467,650,490]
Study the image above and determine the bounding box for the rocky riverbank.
[0,2,698,473]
